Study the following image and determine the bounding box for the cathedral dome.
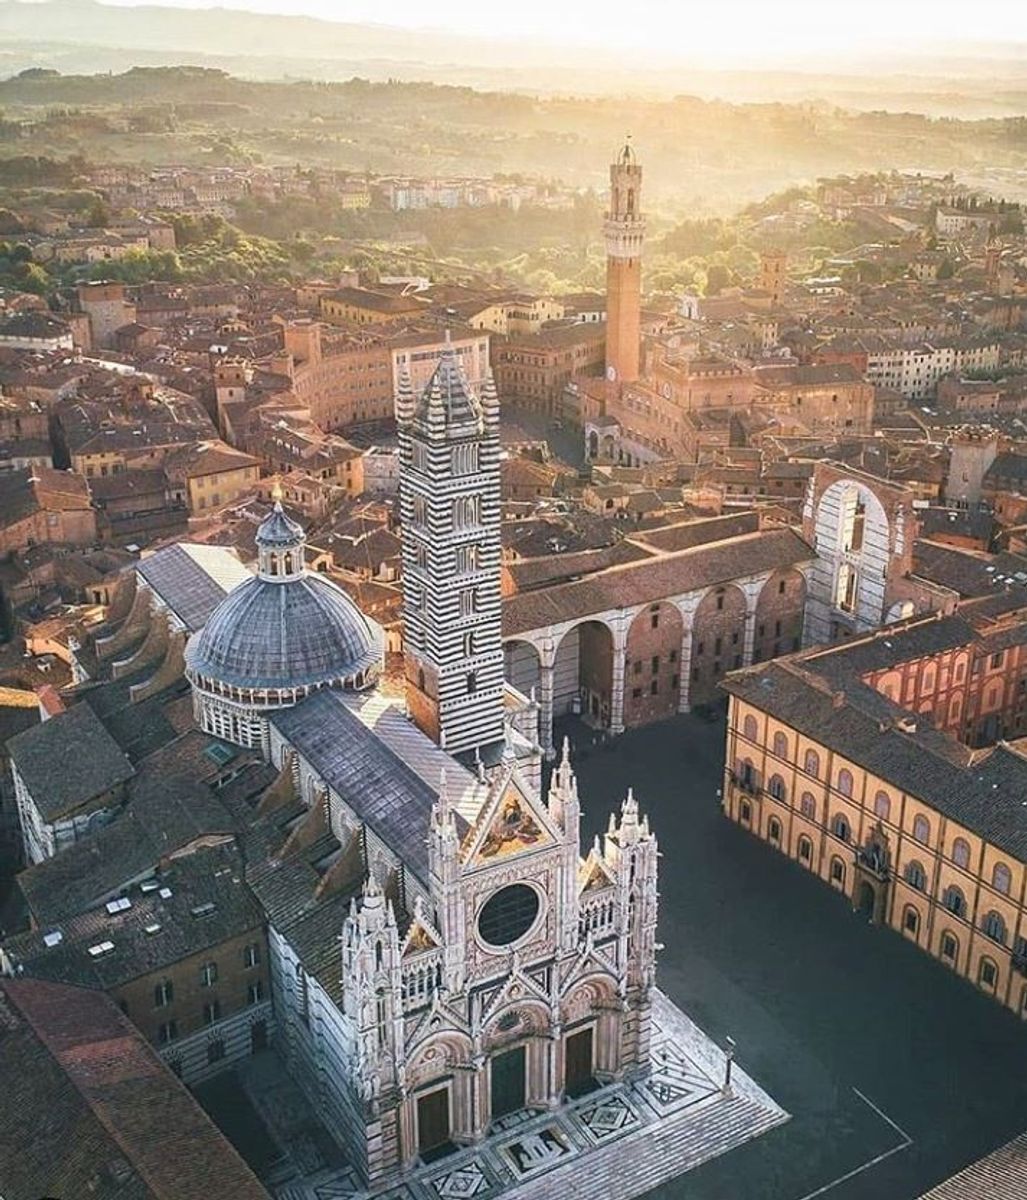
[185,571,382,692]
[184,502,382,745]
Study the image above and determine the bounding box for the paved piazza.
[199,712,1027,1199]
[237,989,785,1200]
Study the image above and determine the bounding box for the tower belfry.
[397,337,505,757]
[604,136,646,385]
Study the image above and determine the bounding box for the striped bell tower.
[397,336,505,757]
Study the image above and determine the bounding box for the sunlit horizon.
[91,0,1027,68]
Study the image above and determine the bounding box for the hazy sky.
[100,0,1027,63]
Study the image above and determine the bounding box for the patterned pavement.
[243,990,787,1200]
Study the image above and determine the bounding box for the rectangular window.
[158,1020,178,1044]
[455,544,479,574]
[244,943,261,968]
[459,589,477,618]
[651,656,659,674]
[200,962,218,988]
[650,680,658,695]
[203,1000,221,1026]
[632,687,642,699]
[154,980,173,1008]
[248,981,264,1005]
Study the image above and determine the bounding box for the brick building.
[721,610,1027,1022]
[502,510,813,752]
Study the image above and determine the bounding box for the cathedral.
[183,343,659,1184]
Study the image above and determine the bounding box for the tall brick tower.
[604,138,645,385]
[759,250,787,306]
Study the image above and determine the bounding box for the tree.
[705,263,731,296]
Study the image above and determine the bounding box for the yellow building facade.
[723,665,1027,1021]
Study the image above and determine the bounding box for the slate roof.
[185,571,383,690]
[4,841,262,990]
[271,690,444,886]
[16,770,237,927]
[0,978,269,1200]
[136,542,252,632]
[723,661,1027,862]
[7,702,135,820]
[503,527,813,637]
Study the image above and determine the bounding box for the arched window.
[940,931,958,963]
[984,910,1007,945]
[768,816,782,845]
[979,956,998,992]
[830,856,846,886]
[800,792,816,819]
[874,791,891,821]
[831,813,851,843]
[798,835,813,863]
[804,749,820,778]
[772,731,788,759]
[922,664,936,693]
[912,815,931,845]
[943,885,967,918]
[952,838,971,870]
[743,714,758,741]
[903,906,921,937]
[767,774,786,802]
[993,863,1012,895]
[837,768,854,798]
[740,799,752,825]
[905,860,926,891]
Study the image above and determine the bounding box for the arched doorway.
[553,620,614,729]
[588,430,599,459]
[856,881,876,920]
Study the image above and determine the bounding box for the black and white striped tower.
[398,333,505,757]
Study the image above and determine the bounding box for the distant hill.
[2,0,1027,115]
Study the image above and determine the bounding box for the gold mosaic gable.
[403,920,440,956]
[472,785,550,864]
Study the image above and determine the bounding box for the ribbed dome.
[185,571,382,691]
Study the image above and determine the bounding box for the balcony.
[728,771,761,797]
[855,845,890,882]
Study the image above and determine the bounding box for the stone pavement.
[241,989,787,1200]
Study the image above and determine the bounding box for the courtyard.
[567,710,1027,1199]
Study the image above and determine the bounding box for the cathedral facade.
[185,345,659,1186]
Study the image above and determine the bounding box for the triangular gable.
[402,897,443,958]
[462,763,558,867]
[578,851,615,894]
[480,962,552,1025]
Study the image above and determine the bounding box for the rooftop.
[8,702,135,820]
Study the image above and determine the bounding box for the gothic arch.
[406,1030,474,1088]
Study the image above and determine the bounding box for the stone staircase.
[508,1096,788,1200]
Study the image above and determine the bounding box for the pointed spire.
[395,366,415,427]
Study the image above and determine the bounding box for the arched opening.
[623,602,683,726]
[753,569,807,664]
[588,430,599,459]
[856,881,876,920]
[503,638,541,694]
[690,584,747,709]
[553,620,615,731]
